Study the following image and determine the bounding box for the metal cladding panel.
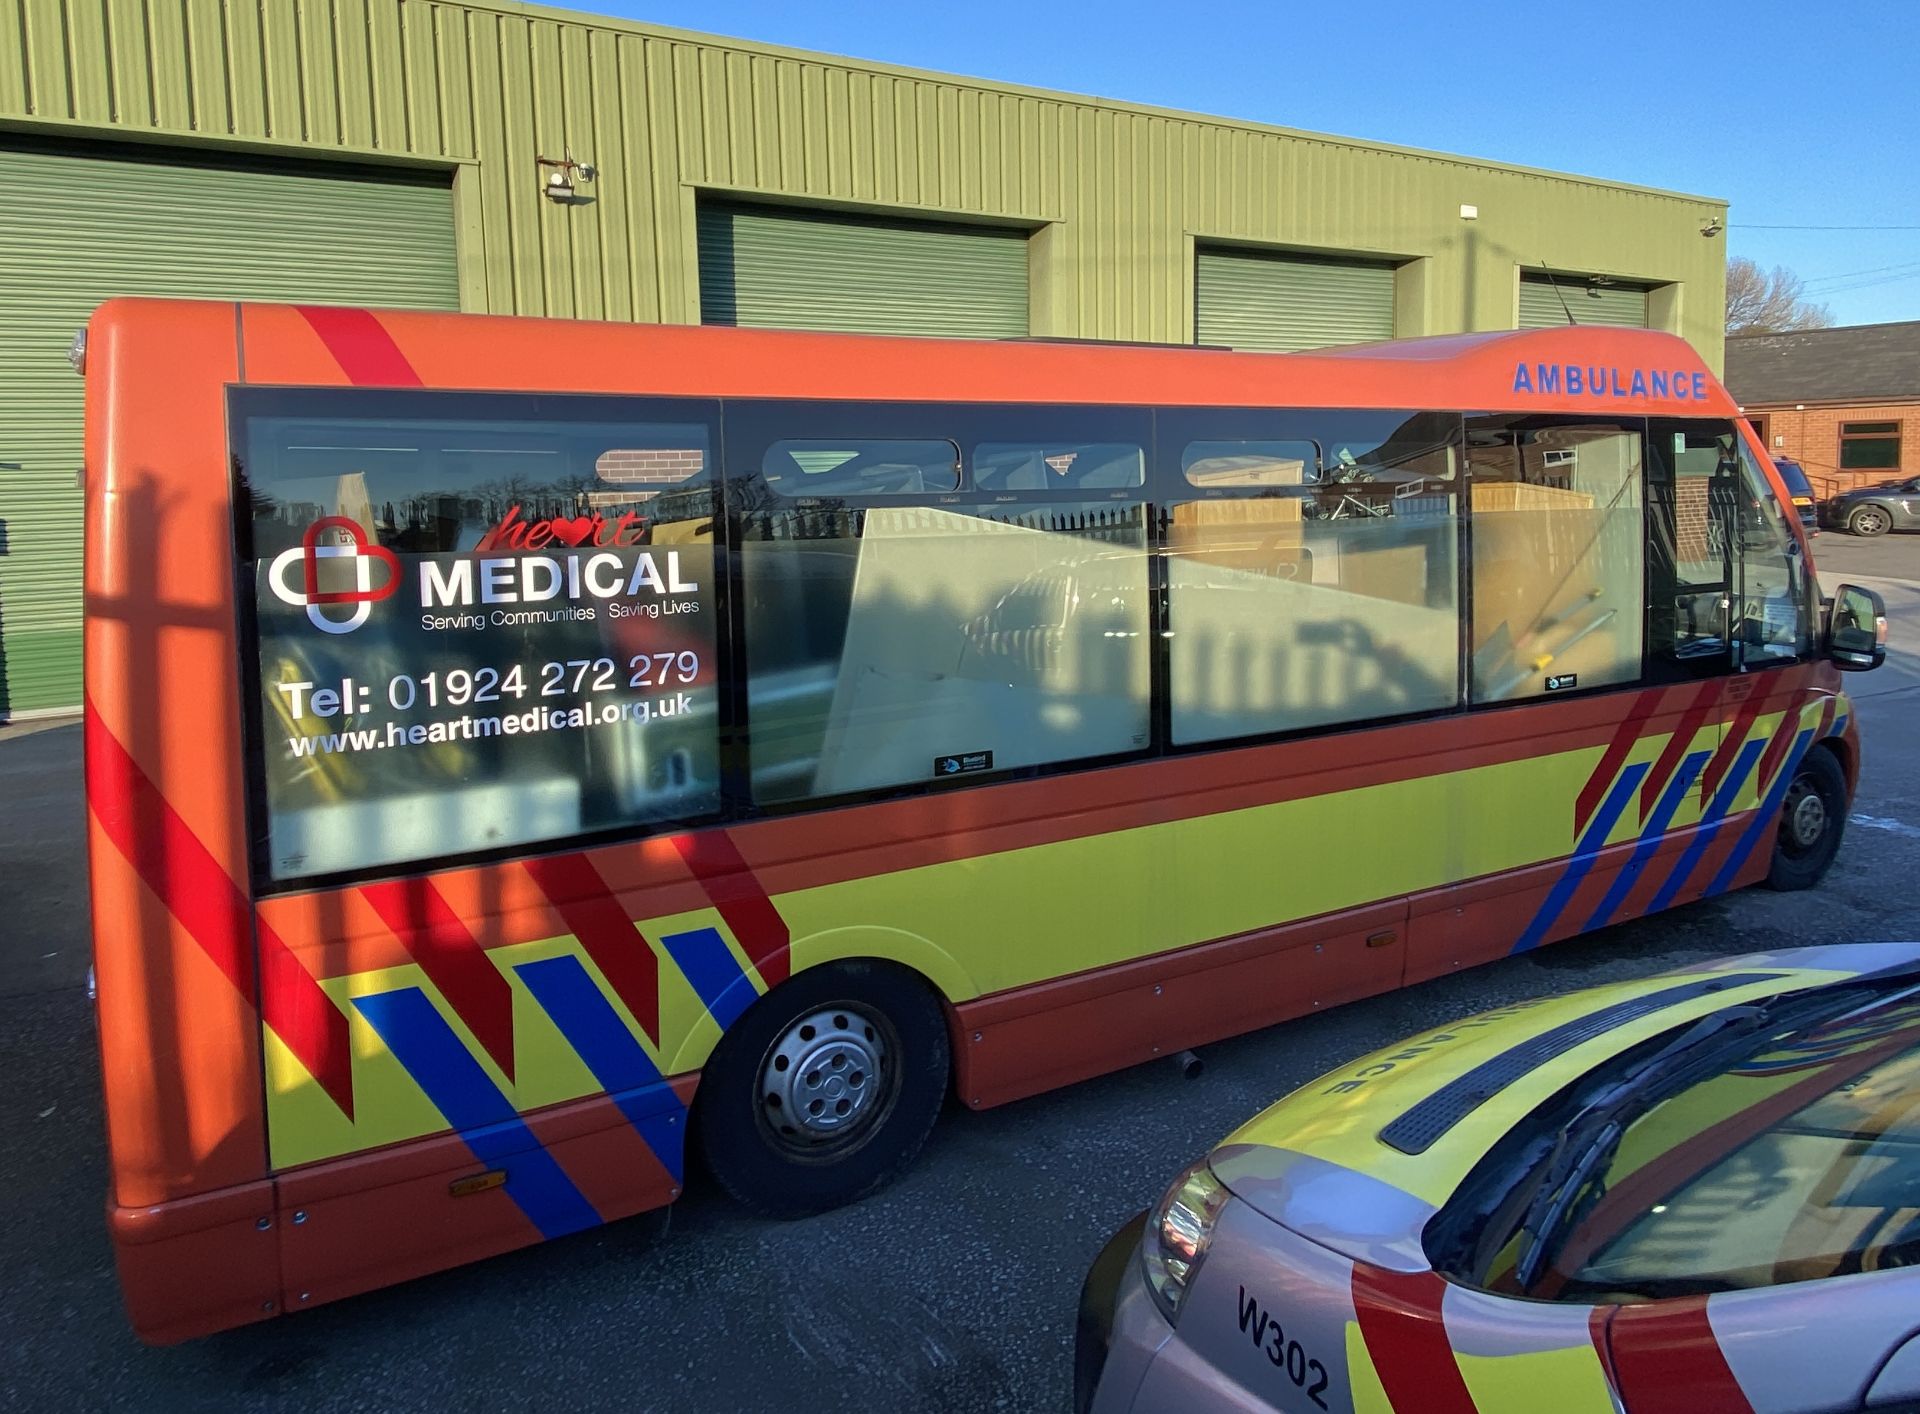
[0,0,1725,362]
[0,142,456,715]
[1195,248,1396,352]
[696,203,1028,337]
[1520,275,1651,329]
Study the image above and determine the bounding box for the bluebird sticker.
[934,751,993,777]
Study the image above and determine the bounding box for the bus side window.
[1160,408,1463,744]
[730,401,1153,806]
[1468,418,1646,703]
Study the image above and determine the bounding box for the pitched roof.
[1725,320,1920,405]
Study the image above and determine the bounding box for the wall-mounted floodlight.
[537,153,595,202]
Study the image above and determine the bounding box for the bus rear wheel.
[695,959,949,1218]
[1766,746,1848,891]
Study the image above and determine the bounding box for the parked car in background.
[1824,475,1920,537]
[1077,944,1920,1414]
[1772,455,1818,535]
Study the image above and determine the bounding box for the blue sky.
[586,0,1920,326]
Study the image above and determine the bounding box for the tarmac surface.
[2,531,1917,1413]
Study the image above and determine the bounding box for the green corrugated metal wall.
[0,1,1726,355]
[1195,249,1396,352]
[1518,274,1650,329]
[0,142,457,715]
[697,204,1028,337]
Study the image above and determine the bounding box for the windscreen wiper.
[1511,973,1920,1291]
[1511,1005,1769,1290]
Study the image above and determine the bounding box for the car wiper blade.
[1510,1005,1771,1290]
[1505,975,1920,1292]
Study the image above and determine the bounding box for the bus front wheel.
[1766,746,1848,891]
[695,958,950,1218]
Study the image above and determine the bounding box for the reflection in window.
[1553,1020,1920,1299]
[972,442,1144,491]
[762,439,960,495]
[1182,441,1317,488]
[740,500,1150,802]
[1165,411,1462,744]
[1735,441,1810,663]
[1470,420,1645,703]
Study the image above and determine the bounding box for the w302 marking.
[1237,1285,1330,1409]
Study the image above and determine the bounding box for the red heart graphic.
[548,516,596,547]
[301,516,403,604]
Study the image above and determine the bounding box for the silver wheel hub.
[1787,786,1828,849]
[760,1007,889,1146]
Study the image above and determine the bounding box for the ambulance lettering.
[1236,1285,1331,1409]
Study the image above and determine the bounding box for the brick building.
[1726,321,1920,499]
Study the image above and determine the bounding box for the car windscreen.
[1775,459,1813,498]
[1425,983,1920,1303]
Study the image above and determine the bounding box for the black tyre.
[694,958,949,1218]
[1849,504,1891,537]
[1766,746,1848,891]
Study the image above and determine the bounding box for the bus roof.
[90,297,1735,417]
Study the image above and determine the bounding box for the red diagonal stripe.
[85,701,353,1117]
[671,831,792,989]
[522,853,663,1045]
[1754,701,1809,797]
[359,878,516,1080]
[296,305,423,386]
[1699,683,1770,803]
[1607,1296,1754,1414]
[1350,1267,1477,1414]
[1576,687,1663,833]
[1639,679,1723,820]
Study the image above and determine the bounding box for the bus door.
[1648,420,1815,829]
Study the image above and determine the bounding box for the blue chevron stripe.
[352,987,601,1241]
[1511,762,1650,955]
[1704,729,1819,898]
[1646,736,1768,915]
[1582,749,1712,933]
[515,954,689,1182]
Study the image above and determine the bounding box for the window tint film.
[733,401,1152,805]
[235,388,724,882]
[1162,409,1462,744]
[1469,419,1645,703]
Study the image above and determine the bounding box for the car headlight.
[1139,1159,1230,1324]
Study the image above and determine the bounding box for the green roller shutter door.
[1195,248,1396,352]
[698,203,1029,338]
[1519,274,1650,329]
[0,142,458,717]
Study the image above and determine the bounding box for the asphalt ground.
[2,531,1917,1413]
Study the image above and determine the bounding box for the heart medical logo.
[266,516,402,635]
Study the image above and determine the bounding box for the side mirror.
[1828,583,1888,671]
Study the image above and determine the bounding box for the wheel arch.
[664,928,977,1076]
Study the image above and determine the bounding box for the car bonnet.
[1205,945,1920,1272]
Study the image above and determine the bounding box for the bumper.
[1075,1212,1164,1414]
